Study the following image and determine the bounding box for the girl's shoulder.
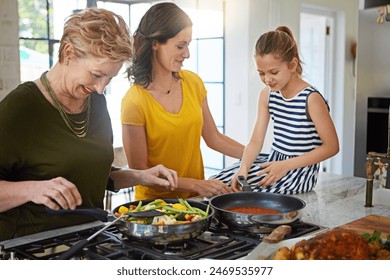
[304,85,320,94]
[295,86,323,99]
[304,86,330,112]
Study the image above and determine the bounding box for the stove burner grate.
[0,220,324,260]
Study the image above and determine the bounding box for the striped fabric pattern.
[269,86,323,156]
[209,86,325,194]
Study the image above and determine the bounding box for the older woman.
[0,8,177,241]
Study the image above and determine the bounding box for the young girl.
[210,26,339,194]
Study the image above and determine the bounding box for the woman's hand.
[257,161,289,187]
[230,170,249,192]
[30,177,82,210]
[139,164,178,191]
[192,179,233,198]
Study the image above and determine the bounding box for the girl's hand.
[257,161,289,187]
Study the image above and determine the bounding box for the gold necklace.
[40,71,91,138]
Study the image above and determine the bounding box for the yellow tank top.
[121,70,206,200]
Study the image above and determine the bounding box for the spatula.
[45,206,164,221]
[125,209,165,218]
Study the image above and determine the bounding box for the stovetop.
[0,220,326,260]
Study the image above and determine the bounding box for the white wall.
[224,0,360,176]
[0,0,20,100]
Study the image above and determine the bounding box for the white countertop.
[107,171,390,229]
[295,172,390,228]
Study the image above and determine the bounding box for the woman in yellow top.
[121,3,244,200]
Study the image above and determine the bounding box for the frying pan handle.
[237,175,253,192]
[57,238,89,260]
[45,207,108,222]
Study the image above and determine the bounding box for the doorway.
[299,7,336,173]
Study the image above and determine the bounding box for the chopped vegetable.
[117,206,129,214]
[362,231,390,250]
[115,198,209,225]
[172,203,187,211]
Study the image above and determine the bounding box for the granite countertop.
[296,172,390,228]
[108,171,390,229]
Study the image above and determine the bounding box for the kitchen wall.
[0,0,20,100]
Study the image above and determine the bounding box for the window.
[18,0,225,176]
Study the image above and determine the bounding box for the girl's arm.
[295,92,339,165]
[201,97,244,159]
[257,92,339,186]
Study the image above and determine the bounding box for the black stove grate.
[0,221,323,260]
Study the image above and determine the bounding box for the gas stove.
[0,219,326,260]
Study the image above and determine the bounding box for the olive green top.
[0,82,114,241]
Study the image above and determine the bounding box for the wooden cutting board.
[335,214,390,239]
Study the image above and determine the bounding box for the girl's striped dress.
[210,86,328,194]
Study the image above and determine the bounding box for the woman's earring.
[65,58,69,65]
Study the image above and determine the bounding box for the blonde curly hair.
[58,8,132,63]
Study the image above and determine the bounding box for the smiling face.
[65,56,123,98]
[255,53,298,92]
[153,26,192,73]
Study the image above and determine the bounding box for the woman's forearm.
[206,133,244,159]
[0,180,40,212]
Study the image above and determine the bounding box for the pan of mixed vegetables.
[112,198,214,244]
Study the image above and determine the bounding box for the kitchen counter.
[108,171,390,229]
[295,172,390,228]
[2,172,389,261]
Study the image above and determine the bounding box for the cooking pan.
[209,177,306,231]
[47,199,213,245]
[112,199,213,244]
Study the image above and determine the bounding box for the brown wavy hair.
[126,2,192,87]
[255,26,303,76]
[58,8,132,63]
